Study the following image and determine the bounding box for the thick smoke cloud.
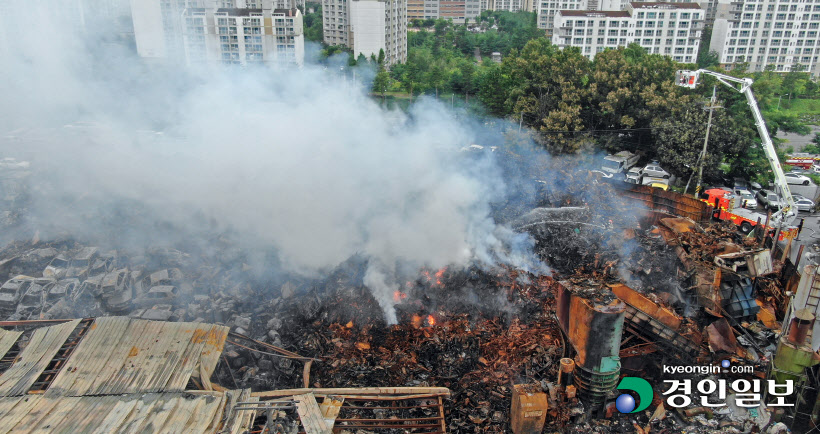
[0,1,548,323]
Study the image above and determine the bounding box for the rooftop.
[559,10,630,17]
[630,2,703,9]
[216,8,263,16]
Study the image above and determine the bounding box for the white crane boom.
[675,69,796,228]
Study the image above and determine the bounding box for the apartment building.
[710,0,820,76]
[536,0,588,37]
[131,0,304,66]
[482,0,534,11]
[408,0,425,20]
[322,0,407,64]
[552,2,704,62]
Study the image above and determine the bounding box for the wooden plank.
[319,396,344,429]
[294,393,330,434]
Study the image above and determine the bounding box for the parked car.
[641,161,671,179]
[735,189,758,208]
[133,285,179,309]
[749,181,763,194]
[0,276,32,310]
[43,254,70,279]
[794,197,816,213]
[64,247,98,280]
[785,172,812,185]
[13,278,54,320]
[134,268,184,295]
[756,189,785,210]
[45,278,78,308]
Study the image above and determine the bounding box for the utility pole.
[693,86,721,196]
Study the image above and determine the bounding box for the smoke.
[0,1,549,323]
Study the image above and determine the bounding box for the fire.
[393,290,408,303]
[345,321,353,328]
[426,315,436,326]
[434,267,447,286]
[411,314,423,328]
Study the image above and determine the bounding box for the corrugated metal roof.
[46,317,228,396]
[0,319,80,397]
[0,328,22,360]
[0,391,251,433]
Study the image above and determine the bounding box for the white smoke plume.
[0,1,550,323]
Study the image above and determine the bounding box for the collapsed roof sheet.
[0,390,255,434]
[45,317,228,397]
[0,319,80,397]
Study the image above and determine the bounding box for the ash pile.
[0,161,811,434]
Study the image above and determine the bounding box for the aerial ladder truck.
[675,69,798,239]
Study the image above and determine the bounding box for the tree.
[502,39,590,153]
[652,102,753,183]
[377,48,385,65]
[373,67,391,100]
[302,5,324,42]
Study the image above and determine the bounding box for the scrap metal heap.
[0,172,810,432]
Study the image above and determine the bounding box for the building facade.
[482,0,534,11]
[551,2,704,62]
[131,0,304,66]
[710,0,820,75]
[322,0,407,64]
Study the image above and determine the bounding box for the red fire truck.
[677,69,798,239]
[702,188,797,240]
[785,158,815,170]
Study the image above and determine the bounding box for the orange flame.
[393,290,408,303]
[345,321,353,328]
[411,314,423,329]
[427,315,436,327]
[434,267,447,286]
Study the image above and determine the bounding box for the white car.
[794,197,816,213]
[785,172,812,185]
[735,189,758,208]
[641,161,671,179]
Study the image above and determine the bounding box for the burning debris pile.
[0,169,810,433]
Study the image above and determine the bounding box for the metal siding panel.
[0,319,80,397]
[8,394,62,431]
[0,330,22,361]
[92,396,141,434]
[46,317,131,397]
[90,320,158,395]
[0,396,40,434]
